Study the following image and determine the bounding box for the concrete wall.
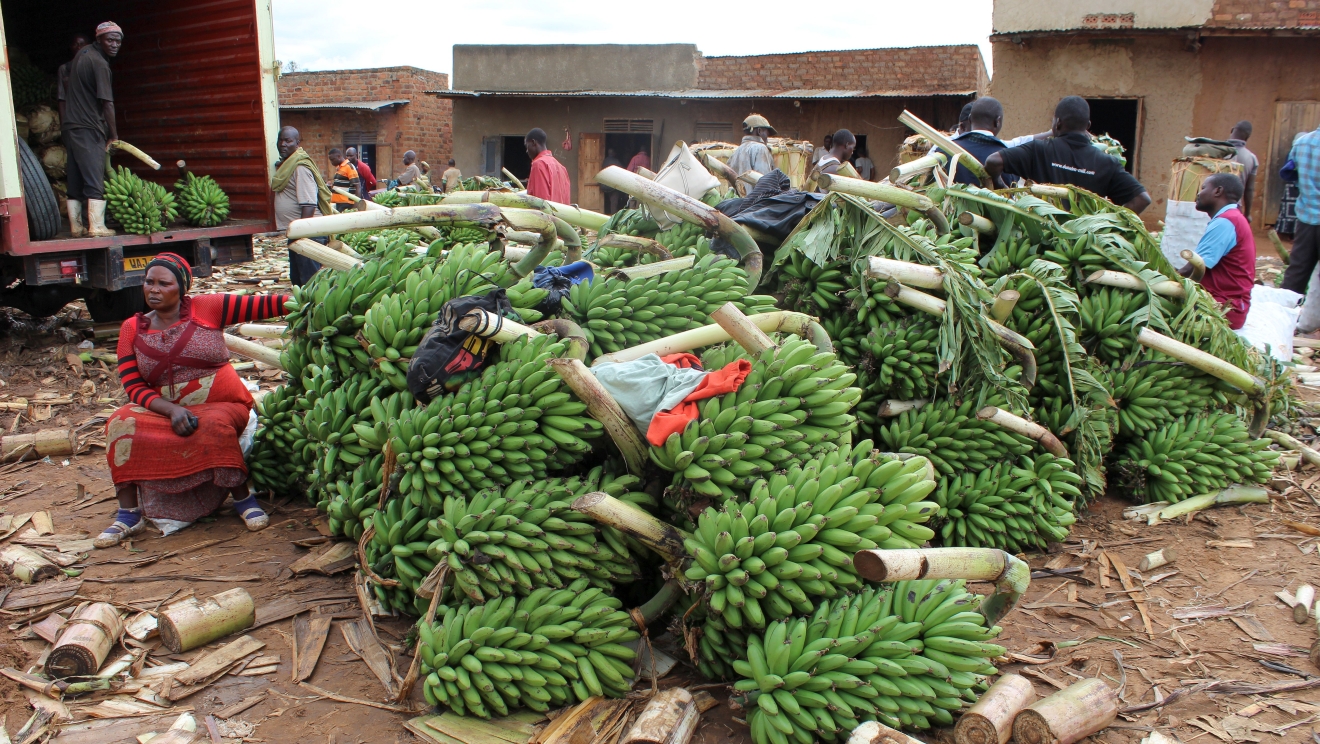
[449,96,969,203]
[453,45,700,92]
[991,33,1320,225]
[993,0,1215,33]
[277,67,453,181]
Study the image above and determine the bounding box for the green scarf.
[271,147,332,217]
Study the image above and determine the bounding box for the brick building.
[989,0,1320,226]
[433,44,986,210]
[278,66,453,184]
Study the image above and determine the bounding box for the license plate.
[123,255,156,272]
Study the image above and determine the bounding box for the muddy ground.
[0,241,1318,743]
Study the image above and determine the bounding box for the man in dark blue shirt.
[951,97,1018,187]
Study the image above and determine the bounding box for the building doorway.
[1085,98,1141,173]
[1265,101,1320,228]
[605,133,652,173]
[342,131,378,176]
[501,136,532,183]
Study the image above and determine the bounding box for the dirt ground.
[1,242,1318,743]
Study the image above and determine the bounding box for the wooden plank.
[214,692,266,719]
[174,635,265,687]
[340,617,399,697]
[0,579,81,610]
[288,542,356,576]
[292,614,332,683]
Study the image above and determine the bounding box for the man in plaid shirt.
[1281,125,1320,294]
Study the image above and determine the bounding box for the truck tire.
[17,138,60,241]
[85,287,145,323]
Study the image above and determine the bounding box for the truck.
[0,0,280,321]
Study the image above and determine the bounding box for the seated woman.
[96,253,292,547]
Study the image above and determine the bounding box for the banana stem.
[701,151,740,191]
[596,234,672,261]
[991,290,1020,323]
[820,174,935,211]
[288,238,364,272]
[332,186,444,239]
[1029,184,1072,199]
[1135,327,1265,395]
[1084,269,1186,299]
[287,204,503,239]
[977,406,1069,458]
[738,170,764,186]
[531,319,589,361]
[711,302,777,354]
[853,547,1030,625]
[1270,230,1291,265]
[866,256,944,290]
[1180,249,1207,282]
[610,255,695,280]
[1013,679,1118,744]
[571,492,689,563]
[592,311,830,366]
[883,281,1039,352]
[876,400,927,417]
[501,167,525,191]
[441,189,609,231]
[955,674,1036,744]
[506,239,552,283]
[959,211,997,235]
[109,140,161,170]
[457,310,541,343]
[636,581,682,627]
[898,110,991,187]
[547,358,649,475]
[1153,485,1268,522]
[1263,429,1320,468]
[891,152,948,184]
[237,323,288,339]
[224,334,283,370]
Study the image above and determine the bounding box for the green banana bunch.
[420,469,645,604]
[372,189,402,208]
[1114,413,1279,503]
[562,253,776,360]
[934,454,1080,552]
[655,220,707,258]
[1038,233,1111,281]
[1107,357,1224,439]
[386,333,603,503]
[174,172,230,227]
[649,336,862,499]
[249,384,301,494]
[105,166,177,234]
[340,227,430,253]
[596,207,659,241]
[422,225,499,257]
[859,318,940,402]
[877,396,1035,478]
[1076,287,1158,363]
[734,582,1001,743]
[418,583,641,716]
[844,277,913,333]
[680,441,938,630]
[778,252,848,315]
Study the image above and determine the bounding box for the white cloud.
[272,0,995,78]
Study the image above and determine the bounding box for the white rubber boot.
[66,199,86,238]
[87,199,115,237]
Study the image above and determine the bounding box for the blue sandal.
[233,494,269,531]
[94,509,146,548]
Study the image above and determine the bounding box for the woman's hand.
[168,405,197,437]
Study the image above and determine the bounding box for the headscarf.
[96,22,123,37]
[146,252,192,294]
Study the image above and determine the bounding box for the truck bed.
[20,219,271,255]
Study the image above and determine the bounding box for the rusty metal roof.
[426,88,975,100]
[279,100,411,111]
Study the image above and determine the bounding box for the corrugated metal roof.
[426,88,975,100]
[279,100,411,111]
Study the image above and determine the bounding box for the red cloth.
[627,151,651,173]
[354,159,378,192]
[1200,205,1256,330]
[646,354,752,446]
[527,149,571,203]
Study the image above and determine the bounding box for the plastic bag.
[652,142,720,229]
[1237,284,1302,361]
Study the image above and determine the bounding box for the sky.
[272,0,996,79]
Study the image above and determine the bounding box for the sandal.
[94,510,145,548]
[233,494,269,531]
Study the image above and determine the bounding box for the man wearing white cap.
[64,21,123,237]
[728,114,775,177]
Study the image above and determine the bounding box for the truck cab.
[0,0,281,321]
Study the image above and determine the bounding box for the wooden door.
[578,133,605,211]
[1265,102,1320,225]
[376,144,394,180]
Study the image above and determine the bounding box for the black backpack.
[407,288,513,404]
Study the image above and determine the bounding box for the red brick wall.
[1208,0,1320,27]
[697,46,987,95]
[277,66,453,181]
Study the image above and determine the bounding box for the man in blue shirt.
[1181,174,1254,329]
[951,97,1018,187]
[1280,125,1320,294]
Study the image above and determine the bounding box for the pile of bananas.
[10,60,53,109]
[418,583,640,716]
[105,166,177,234]
[174,172,229,227]
[649,337,861,499]
[876,396,1035,479]
[598,207,658,241]
[1107,358,1224,439]
[680,441,937,630]
[416,470,646,604]
[859,318,940,401]
[733,582,1002,744]
[561,253,776,359]
[655,220,707,258]
[779,253,848,315]
[934,454,1080,552]
[385,334,603,503]
[1114,413,1279,503]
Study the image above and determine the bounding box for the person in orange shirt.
[328,148,361,212]
[524,128,570,203]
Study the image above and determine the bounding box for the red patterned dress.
[109,294,289,522]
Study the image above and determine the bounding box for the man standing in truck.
[56,33,91,123]
[64,21,123,238]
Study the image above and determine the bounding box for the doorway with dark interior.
[606,133,652,173]
[501,136,533,184]
[1084,98,1140,173]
